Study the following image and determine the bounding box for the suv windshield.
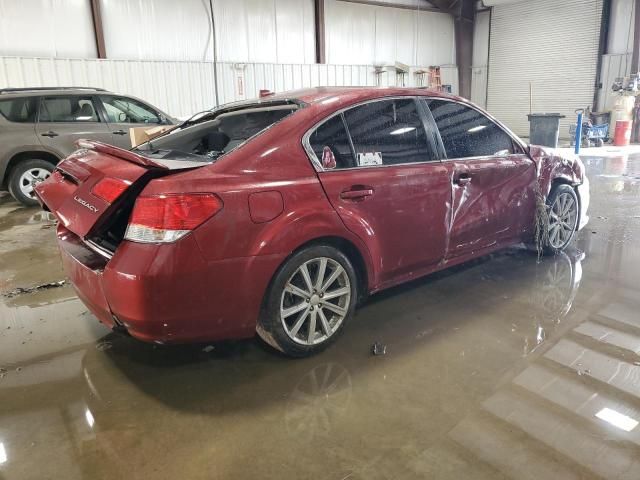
[134,102,299,162]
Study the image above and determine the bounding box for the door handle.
[113,129,128,135]
[454,173,471,186]
[41,131,59,138]
[340,188,374,200]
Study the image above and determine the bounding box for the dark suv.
[0,87,175,205]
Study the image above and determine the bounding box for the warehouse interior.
[2,0,640,479]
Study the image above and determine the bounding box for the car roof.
[0,87,111,98]
[218,86,468,118]
[268,86,462,104]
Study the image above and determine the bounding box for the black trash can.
[527,113,565,148]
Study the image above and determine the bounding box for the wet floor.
[1,151,640,479]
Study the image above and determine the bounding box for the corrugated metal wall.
[0,56,458,117]
[0,57,217,119]
[324,0,455,66]
[487,0,603,138]
[0,0,96,58]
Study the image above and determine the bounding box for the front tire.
[544,184,579,254]
[8,159,54,206]
[257,245,358,357]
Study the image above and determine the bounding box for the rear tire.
[544,184,579,255]
[257,245,358,357]
[8,159,55,207]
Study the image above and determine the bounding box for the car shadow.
[81,246,585,417]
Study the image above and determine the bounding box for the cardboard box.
[130,125,173,147]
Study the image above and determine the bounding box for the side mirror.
[118,112,127,122]
[322,146,337,169]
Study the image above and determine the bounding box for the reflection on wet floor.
[1,154,640,479]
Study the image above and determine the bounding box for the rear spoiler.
[75,140,170,170]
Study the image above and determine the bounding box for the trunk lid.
[35,141,205,241]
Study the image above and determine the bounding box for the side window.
[39,96,100,122]
[427,99,513,159]
[309,114,355,169]
[102,96,161,124]
[0,97,38,123]
[343,98,435,166]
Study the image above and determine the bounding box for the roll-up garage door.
[487,0,603,139]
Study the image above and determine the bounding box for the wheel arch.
[2,150,60,188]
[290,235,370,303]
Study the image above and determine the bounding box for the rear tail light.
[91,177,130,203]
[124,193,223,243]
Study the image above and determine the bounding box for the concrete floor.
[1,150,640,480]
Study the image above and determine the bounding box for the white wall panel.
[487,0,603,138]
[213,0,315,64]
[0,57,217,119]
[598,53,633,111]
[99,0,214,61]
[325,0,454,66]
[608,0,635,55]
[0,0,96,58]
[471,10,490,108]
[275,0,316,64]
[415,12,456,66]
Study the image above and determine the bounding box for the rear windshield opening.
[134,103,299,162]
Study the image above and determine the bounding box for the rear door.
[98,95,168,149]
[36,95,112,157]
[310,97,450,286]
[425,98,536,259]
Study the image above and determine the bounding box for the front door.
[310,98,450,286]
[98,95,166,149]
[425,98,537,259]
[36,95,112,157]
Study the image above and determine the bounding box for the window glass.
[134,105,297,162]
[343,98,435,166]
[102,96,160,124]
[427,99,513,158]
[39,96,99,122]
[308,114,355,169]
[0,97,38,123]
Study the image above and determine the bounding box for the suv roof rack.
[0,87,107,94]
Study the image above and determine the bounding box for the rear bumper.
[57,225,285,344]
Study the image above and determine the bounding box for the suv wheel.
[8,159,54,206]
[257,246,358,357]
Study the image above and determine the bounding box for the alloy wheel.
[280,257,352,345]
[548,192,577,249]
[19,168,50,199]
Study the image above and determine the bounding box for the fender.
[246,204,377,291]
[529,145,583,196]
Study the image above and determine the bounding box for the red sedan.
[35,87,589,356]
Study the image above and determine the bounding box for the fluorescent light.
[85,408,95,428]
[468,125,487,133]
[0,442,6,464]
[595,407,638,432]
[390,127,415,135]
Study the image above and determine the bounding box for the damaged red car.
[35,87,589,357]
